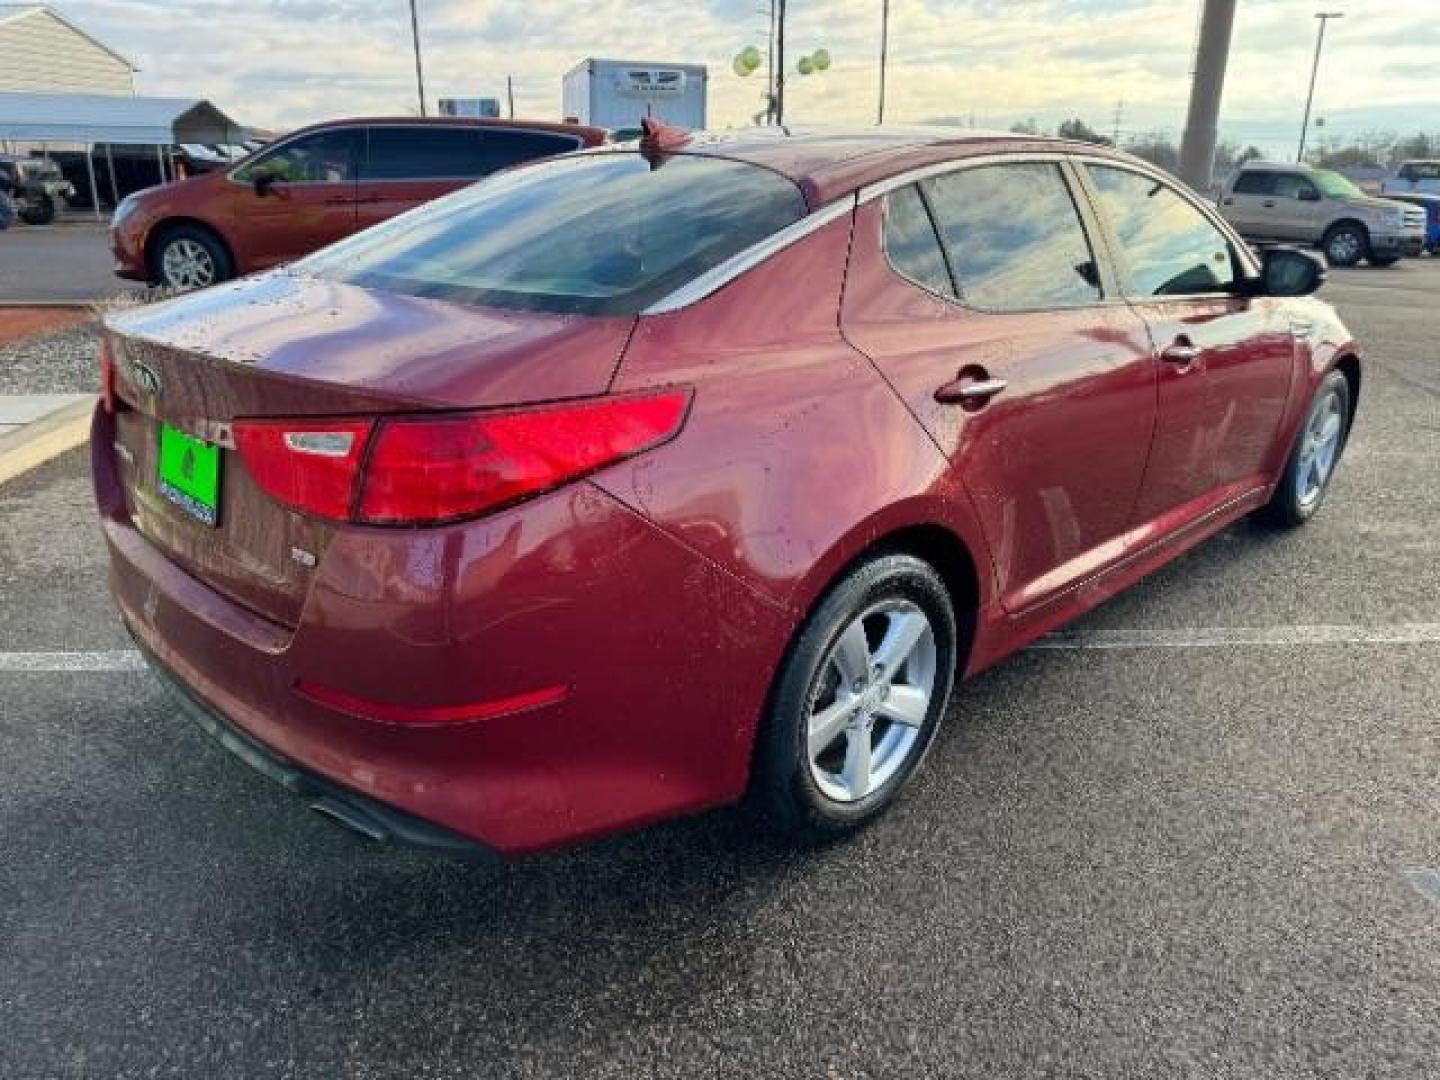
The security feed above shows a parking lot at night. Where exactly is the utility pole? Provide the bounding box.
[1298,12,1344,163]
[408,0,427,116]
[878,0,890,125]
[1177,0,1237,193]
[507,75,515,119]
[775,0,786,126]
[766,0,776,124]
[1111,98,1124,146]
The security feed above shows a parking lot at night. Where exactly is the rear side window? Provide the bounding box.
[299,153,808,316]
[1232,171,1273,195]
[1400,162,1440,180]
[920,163,1102,310]
[883,185,955,297]
[1087,164,1236,297]
[363,126,581,181]
[1272,173,1317,200]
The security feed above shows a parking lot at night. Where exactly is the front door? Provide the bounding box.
[841,161,1159,614]
[230,127,361,269]
[1079,162,1295,525]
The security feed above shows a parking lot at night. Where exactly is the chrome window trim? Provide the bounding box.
[641,195,857,316]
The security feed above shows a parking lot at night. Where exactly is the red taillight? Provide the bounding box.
[99,340,116,414]
[356,390,691,524]
[231,390,689,525]
[232,418,374,520]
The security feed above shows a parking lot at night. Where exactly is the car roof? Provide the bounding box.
[1236,161,1310,172]
[635,125,1137,208]
[277,115,607,144]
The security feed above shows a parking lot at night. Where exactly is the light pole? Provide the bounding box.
[1297,11,1343,163]
[408,0,427,117]
[1177,0,1237,193]
[878,0,890,124]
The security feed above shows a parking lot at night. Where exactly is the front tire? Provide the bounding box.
[19,193,55,225]
[1256,369,1352,528]
[1322,223,1369,267]
[753,553,958,842]
[151,225,232,290]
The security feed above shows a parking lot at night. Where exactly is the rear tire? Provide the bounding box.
[19,193,55,225]
[1322,223,1369,268]
[753,553,957,842]
[1256,369,1352,528]
[150,224,232,290]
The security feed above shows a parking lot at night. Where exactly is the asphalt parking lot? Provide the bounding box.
[0,222,141,303]
[2,260,1438,1078]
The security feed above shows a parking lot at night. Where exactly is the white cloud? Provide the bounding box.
[54,0,1440,151]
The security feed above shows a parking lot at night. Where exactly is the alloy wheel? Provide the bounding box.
[1327,230,1362,265]
[806,599,937,803]
[1296,386,1344,508]
[161,239,217,289]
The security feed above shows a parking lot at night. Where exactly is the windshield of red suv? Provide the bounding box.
[1308,169,1364,199]
[298,152,808,316]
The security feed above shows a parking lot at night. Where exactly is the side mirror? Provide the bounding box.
[1298,187,1321,202]
[252,168,276,196]
[1258,246,1325,296]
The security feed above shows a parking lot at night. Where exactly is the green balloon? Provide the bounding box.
[797,55,814,75]
[740,45,762,71]
[812,48,831,71]
[733,54,753,77]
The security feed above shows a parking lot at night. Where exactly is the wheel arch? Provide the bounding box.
[143,217,235,279]
[1322,217,1370,243]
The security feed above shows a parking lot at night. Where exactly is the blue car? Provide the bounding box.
[1386,193,1440,253]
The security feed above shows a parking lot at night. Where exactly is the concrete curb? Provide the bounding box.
[0,396,94,487]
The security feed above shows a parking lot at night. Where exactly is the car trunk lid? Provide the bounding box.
[104,271,634,627]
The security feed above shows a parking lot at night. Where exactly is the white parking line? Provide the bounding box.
[0,650,146,672]
[1,623,1439,673]
[1035,623,1440,650]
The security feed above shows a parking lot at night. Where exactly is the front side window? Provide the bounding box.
[920,163,1102,310]
[298,152,807,316]
[234,129,358,184]
[1399,162,1440,181]
[1273,173,1319,200]
[883,184,955,297]
[1087,164,1236,298]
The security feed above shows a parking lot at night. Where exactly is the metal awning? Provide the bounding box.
[0,91,243,145]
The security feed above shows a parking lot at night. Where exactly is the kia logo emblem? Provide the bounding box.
[132,359,163,398]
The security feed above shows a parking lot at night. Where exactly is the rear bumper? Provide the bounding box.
[93,405,791,856]
[136,634,496,858]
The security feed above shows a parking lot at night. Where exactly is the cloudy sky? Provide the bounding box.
[57,0,1440,151]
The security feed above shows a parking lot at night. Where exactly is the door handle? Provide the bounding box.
[1222,197,1234,205]
[1159,342,1201,365]
[1262,199,1276,208]
[934,376,1007,405]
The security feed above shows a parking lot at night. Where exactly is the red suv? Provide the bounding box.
[95,127,1357,857]
[109,117,605,289]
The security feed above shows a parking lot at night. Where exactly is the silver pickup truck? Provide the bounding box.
[1218,162,1426,267]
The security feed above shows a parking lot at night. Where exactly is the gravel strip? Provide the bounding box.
[0,321,101,396]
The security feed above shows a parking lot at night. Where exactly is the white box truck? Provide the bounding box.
[563,58,707,133]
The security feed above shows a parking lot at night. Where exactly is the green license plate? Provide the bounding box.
[156,423,221,526]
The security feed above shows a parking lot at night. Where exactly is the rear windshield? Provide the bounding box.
[298,152,808,315]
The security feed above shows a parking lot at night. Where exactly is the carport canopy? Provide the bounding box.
[0,90,243,145]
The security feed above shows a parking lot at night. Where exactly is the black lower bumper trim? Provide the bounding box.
[133,636,498,860]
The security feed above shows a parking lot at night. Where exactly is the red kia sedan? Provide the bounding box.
[94,126,1359,857]
[108,117,605,290]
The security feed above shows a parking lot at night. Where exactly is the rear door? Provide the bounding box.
[356,125,584,232]
[841,159,1158,614]
[1078,162,1295,525]
[1220,169,1276,237]
[229,128,360,267]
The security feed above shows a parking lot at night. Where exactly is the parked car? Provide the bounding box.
[1218,161,1425,266]
[1381,159,1440,197]
[0,154,75,224]
[1382,192,1440,253]
[109,117,606,290]
[94,124,1358,857]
